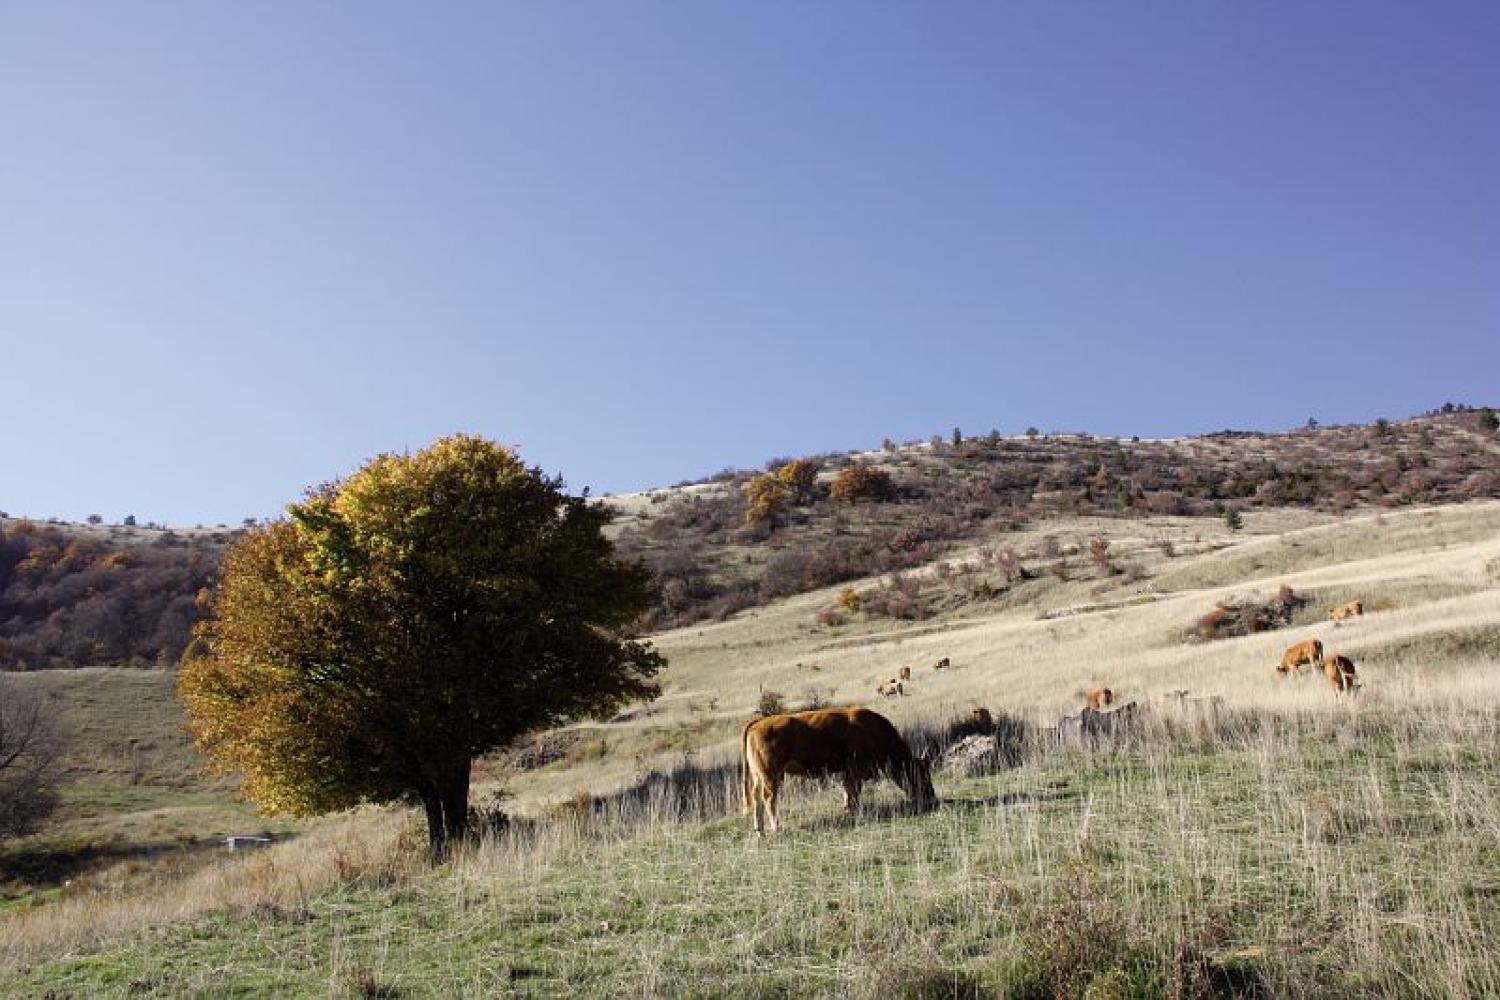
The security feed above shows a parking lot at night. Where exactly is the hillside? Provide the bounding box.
[3,498,1498,995]
[609,408,1500,629]
[496,498,1500,812]
[0,521,235,670]
[2,409,1497,674]
[0,669,297,907]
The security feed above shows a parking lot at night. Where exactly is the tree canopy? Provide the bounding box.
[178,435,663,855]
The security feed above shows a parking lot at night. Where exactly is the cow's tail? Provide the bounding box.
[740,718,757,814]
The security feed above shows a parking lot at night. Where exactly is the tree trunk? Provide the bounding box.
[421,759,472,861]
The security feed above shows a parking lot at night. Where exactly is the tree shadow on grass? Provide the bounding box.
[0,837,234,891]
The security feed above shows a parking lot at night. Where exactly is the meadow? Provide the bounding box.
[2,499,1498,997]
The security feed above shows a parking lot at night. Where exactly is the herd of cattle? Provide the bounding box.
[879,598,1369,703]
[1275,598,1367,694]
[739,595,1374,834]
[875,657,949,698]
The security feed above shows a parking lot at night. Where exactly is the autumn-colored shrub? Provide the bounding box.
[837,587,862,612]
[776,459,820,504]
[830,466,896,503]
[743,474,784,527]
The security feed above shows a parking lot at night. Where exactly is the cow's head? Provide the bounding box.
[898,757,938,811]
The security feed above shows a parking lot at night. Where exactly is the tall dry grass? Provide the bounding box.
[0,808,413,967]
[6,699,1500,995]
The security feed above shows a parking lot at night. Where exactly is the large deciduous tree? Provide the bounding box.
[178,435,663,856]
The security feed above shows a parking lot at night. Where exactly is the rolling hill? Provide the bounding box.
[3,486,1499,995]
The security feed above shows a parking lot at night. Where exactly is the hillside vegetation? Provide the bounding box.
[2,408,1496,671]
[0,669,295,909]
[0,521,233,670]
[611,409,1500,629]
[2,496,1498,996]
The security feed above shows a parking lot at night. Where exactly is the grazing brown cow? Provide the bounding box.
[1276,638,1324,677]
[1328,600,1364,623]
[1323,653,1359,695]
[933,657,951,671]
[876,679,904,698]
[899,665,912,681]
[1085,687,1114,710]
[741,708,936,835]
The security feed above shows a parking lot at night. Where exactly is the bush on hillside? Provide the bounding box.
[1193,585,1307,641]
[830,467,896,503]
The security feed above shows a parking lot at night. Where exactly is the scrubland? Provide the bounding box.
[3,500,1500,997]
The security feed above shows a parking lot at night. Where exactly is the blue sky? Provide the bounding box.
[2,3,1496,525]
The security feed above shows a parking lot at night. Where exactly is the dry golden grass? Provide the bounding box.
[4,500,1499,995]
[500,501,1500,811]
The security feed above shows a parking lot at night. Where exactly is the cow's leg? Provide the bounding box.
[751,777,765,836]
[842,775,862,815]
[764,780,780,833]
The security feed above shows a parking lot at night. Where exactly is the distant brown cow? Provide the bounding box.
[1323,653,1359,695]
[1328,600,1364,623]
[741,708,936,835]
[899,665,912,681]
[1276,638,1324,677]
[1085,687,1114,710]
[876,679,904,698]
[933,657,951,671]
[969,706,993,729]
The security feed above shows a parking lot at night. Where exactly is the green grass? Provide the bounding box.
[7,706,1500,998]
[0,668,298,907]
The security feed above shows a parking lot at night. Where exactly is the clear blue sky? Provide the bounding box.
[3,3,1496,525]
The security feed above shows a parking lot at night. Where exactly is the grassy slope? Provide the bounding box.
[9,709,1500,997]
[0,669,297,906]
[498,500,1500,812]
[3,501,1499,996]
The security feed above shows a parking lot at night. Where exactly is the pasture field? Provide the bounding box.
[2,500,1499,996]
[0,669,297,912]
[5,703,1500,997]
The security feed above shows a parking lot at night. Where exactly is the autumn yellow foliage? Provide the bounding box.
[178,435,663,854]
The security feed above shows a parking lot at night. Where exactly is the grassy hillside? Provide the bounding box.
[492,501,1500,813]
[4,409,1495,672]
[608,409,1500,629]
[0,669,297,908]
[1,499,1498,995]
[6,705,1499,997]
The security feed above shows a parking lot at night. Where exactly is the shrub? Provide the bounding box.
[997,547,1028,583]
[830,466,896,503]
[743,474,784,526]
[757,688,786,716]
[775,459,820,504]
[832,466,896,503]
[1194,585,1305,641]
[837,587,862,612]
[815,607,845,628]
[800,687,831,711]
